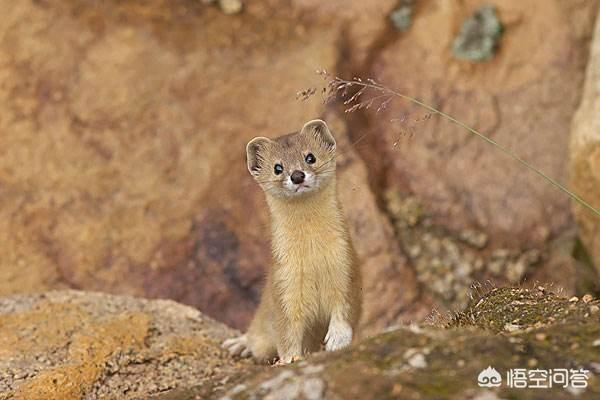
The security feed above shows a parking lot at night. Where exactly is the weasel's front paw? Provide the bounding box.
[275,355,303,365]
[324,320,353,352]
[222,335,251,358]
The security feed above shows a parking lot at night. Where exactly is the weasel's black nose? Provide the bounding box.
[290,170,305,184]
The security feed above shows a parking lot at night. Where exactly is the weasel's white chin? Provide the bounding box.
[295,185,311,193]
[286,186,315,197]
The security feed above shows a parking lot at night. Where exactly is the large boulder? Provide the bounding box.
[332,0,600,309]
[220,287,600,399]
[0,290,249,399]
[1,0,598,335]
[570,9,600,272]
[0,0,421,332]
[351,0,598,248]
[2,288,599,399]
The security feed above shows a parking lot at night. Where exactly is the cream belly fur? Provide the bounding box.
[223,120,362,364]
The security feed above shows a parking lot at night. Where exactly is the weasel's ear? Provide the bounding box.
[246,137,271,175]
[301,119,336,150]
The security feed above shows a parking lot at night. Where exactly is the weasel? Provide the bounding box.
[223,119,362,364]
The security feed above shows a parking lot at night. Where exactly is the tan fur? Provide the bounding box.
[223,120,362,364]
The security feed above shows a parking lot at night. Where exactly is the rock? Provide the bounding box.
[452,4,503,62]
[290,0,398,67]
[3,288,600,399]
[405,349,428,369]
[218,0,243,15]
[383,187,558,312]
[218,287,600,400]
[570,8,600,272]
[0,0,421,333]
[1,0,599,341]
[0,291,249,399]
[505,249,540,283]
[503,323,521,333]
[458,229,489,249]
[360,0,598,252]
[526,231,595,298]
[203,0,243,14]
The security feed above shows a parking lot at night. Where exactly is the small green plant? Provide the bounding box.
[298,71,600,218]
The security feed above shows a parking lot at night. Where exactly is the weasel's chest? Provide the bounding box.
[273,230,348,279]
[272,233,351,317]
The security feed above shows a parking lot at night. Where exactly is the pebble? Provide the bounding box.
[458,229,489,249]
[404,349,427,369]
[503,323,521,333]
[220,0,243,14]
[208,0,243,14]
[535,333,547,341]
[527,358,538,368]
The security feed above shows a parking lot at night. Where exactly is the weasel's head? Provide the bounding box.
[246,119,337,199]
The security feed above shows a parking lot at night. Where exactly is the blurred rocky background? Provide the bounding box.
[1,0,600,398]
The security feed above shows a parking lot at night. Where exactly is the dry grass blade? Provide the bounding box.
[303,70,600,219]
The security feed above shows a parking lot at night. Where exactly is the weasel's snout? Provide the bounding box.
[290,170,305,184]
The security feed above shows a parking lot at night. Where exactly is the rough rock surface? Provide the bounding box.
[349,0,598,249]
[1,0,599,337]
[0,290,251,400]
[215,287,600,400]
[570,9,600,273]
[0,0,426,333]
[2,289,599,400]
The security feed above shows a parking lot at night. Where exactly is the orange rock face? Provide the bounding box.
[354,0,597,248]
[0,0,422,332]
[0,0,598,333]
[570,10,600,274]
[0,291,245,399]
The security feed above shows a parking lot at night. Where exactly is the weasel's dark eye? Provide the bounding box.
[274,163,284,175]
[305,153,316,164]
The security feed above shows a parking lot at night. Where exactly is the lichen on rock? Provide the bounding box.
[389,1,414,32]
[2,288,600,399]
[0,291,252,400]
[383,188,547,312]
[452,4,503,62]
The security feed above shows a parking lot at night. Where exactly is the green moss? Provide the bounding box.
[449,287,598,332]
